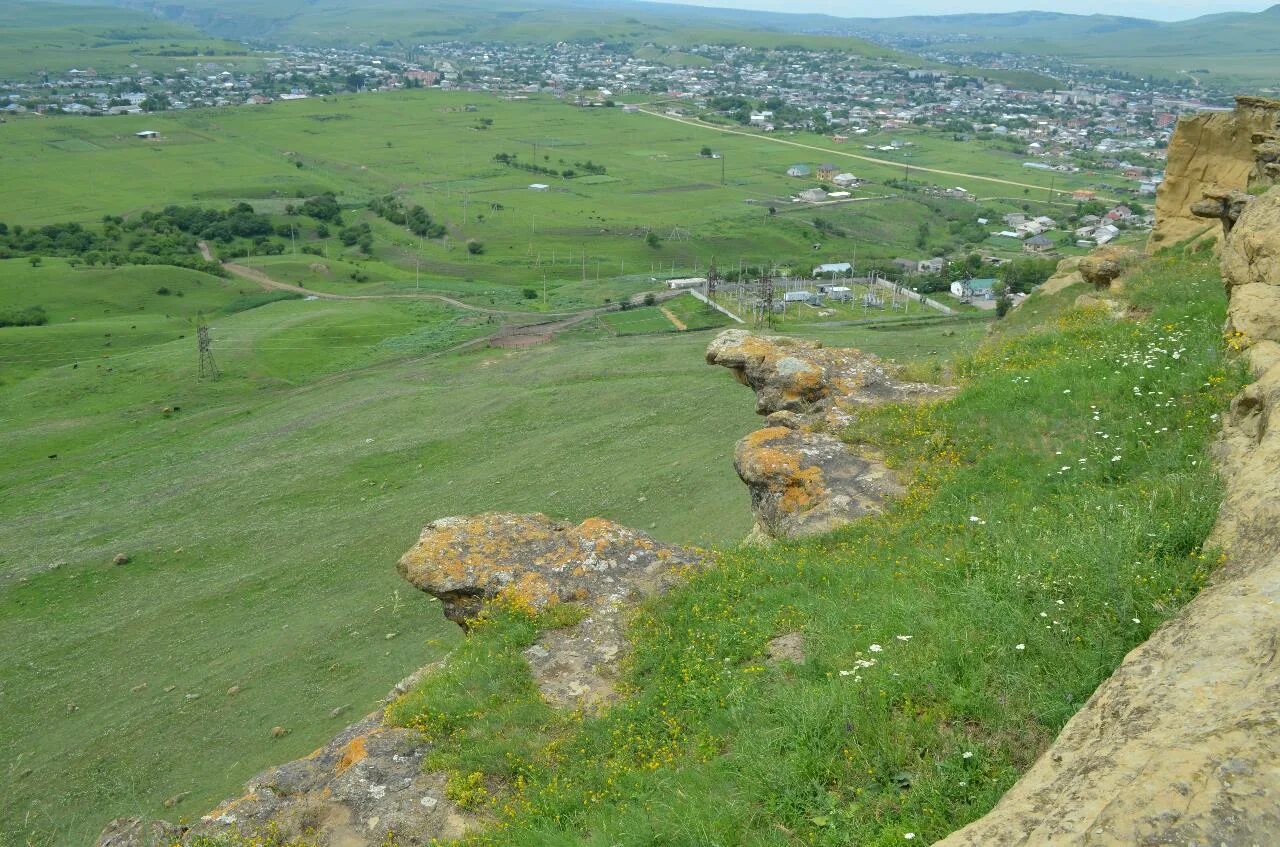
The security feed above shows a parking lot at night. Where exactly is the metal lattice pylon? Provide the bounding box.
[197,316,219,380]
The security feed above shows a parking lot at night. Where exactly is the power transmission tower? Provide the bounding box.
[758,270,774,327]
[196,316,219,380]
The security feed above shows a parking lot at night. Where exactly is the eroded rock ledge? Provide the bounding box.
[398,513,705,710]
[97,515,704,847]
[707,328,950,542]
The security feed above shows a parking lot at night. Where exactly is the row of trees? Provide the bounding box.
[368,195,446,238]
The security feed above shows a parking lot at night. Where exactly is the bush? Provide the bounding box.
[156,287,172,296]
[0,305,48,327]
[643,292,656,306]
[467,240,484,255]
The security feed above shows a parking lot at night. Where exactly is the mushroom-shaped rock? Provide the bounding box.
[397,513,704,627]
[706,328,945,416]
[1078,245,1141,289]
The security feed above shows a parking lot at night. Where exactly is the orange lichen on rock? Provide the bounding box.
[334,734,369,776]
[398,513,705,627]
[709,329,939,542]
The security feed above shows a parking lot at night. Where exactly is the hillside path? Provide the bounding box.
[202,242,586,318]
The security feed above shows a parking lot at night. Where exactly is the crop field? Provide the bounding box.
[1,89,1094,314]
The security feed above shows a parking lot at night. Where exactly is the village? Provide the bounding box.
[1,33,1214,204]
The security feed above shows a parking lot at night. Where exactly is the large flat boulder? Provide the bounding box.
[399,513,705,713]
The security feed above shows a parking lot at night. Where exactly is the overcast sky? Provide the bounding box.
[664,0,1275,22]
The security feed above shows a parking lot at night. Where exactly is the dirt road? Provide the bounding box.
[638,109,1118,202]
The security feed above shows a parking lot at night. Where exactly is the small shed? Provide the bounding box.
[135,130,160,139]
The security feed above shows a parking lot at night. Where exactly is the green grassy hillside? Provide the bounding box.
[379,251,1243,846]
[0,247,988,845]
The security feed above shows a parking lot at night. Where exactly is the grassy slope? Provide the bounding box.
[0,252,983,845]
[0,0,259,79]
[383,252,1243,845]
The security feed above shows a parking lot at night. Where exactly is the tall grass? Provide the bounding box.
[386,253,1243,845]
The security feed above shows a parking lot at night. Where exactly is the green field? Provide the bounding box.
[0,244,1000,845]
[0,89,1100,316]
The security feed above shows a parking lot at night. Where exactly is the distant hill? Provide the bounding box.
[835,6,1280,89]
[80,0,901,58]
[25,0,1280,90]
[0,0,255,78]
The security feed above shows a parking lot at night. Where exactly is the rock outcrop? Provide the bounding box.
[936,202,1280,846]
[707,329,949,542]
[94,664,475,847]
[398,513,705,710]
[1150,95,1280,252]
[98,515,703,846]
[1077,244,1140,288]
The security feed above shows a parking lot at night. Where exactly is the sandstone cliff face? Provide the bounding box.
[706,329,949,542]
[937,188,1280,846]
[1150,96,1280,252]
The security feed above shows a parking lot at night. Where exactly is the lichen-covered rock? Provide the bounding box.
[705,328,941,416]
[708,330,948,542]
[196,713,473,846]
[400,513,705,712]
[735,425,902,542]
[95,663,473,847]
[1150,95,1280,252]
[397,513,703,626]
[94,818,185,847]
[1077,245,1141,288]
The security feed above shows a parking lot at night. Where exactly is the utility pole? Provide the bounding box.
[758,270,774,327]
[196,315,219,380]
[721,153,725,185]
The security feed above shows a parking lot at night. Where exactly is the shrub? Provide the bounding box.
[0,305,48,327]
